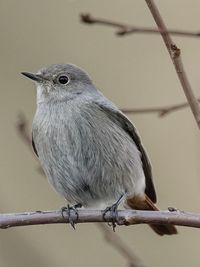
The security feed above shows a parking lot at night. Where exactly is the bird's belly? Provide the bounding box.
[42,154,127,207]
[38,137,145,208]
[33,108,145,207]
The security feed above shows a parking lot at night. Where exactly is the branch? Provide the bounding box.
[97,224,146,267]
[1,209,200,229]
[121,97,200,117]
[81,12,200,127]
[16,113,45,175]
[144,0,200,128]
[80,14,200,38]
[16,113,33,153]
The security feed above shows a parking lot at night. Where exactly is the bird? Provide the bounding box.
[21,63,177,235]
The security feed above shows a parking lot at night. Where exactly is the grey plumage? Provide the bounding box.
[25,64,155,208]
[21,64,155,208]
[22,64,179,235]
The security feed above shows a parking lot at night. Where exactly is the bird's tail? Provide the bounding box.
[126,194,178,236]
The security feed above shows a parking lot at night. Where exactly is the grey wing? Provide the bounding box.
[95,100,157,203]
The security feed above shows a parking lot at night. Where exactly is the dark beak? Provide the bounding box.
[21,72,43,82]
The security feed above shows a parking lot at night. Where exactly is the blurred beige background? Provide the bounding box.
[0,0,200,266]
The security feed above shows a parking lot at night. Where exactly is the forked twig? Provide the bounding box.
[144,0,200,128]
[121,98,200,117]
[81,10,200,127]
[81,14,200,38]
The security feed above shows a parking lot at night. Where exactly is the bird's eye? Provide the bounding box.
[58,75,69,85]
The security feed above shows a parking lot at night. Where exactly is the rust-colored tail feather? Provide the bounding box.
[126,194,178,236]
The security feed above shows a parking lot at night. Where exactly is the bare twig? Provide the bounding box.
[0,209,200,229]
[81,11,200,127]
[80,14,200,38]
[16,113,45,175]
[122,97,200,117]
[97,224,146,267]
[16,113,33,152]
[144,0,200,128]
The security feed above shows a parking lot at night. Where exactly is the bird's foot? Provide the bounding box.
[102,194,125,232]
[61,203,82,229]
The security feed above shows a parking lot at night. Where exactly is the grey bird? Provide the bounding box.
[22,64,177,235]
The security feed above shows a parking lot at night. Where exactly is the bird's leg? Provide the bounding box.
[61,203,82,229]
[102,193,126,231]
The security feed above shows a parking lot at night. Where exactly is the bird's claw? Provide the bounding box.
[102,194,125,232]
[103,204,119,231]
[61,203,82,229]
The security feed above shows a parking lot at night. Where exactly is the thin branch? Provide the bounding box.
[97,224,146,267]
[16,114,45,175]
[16,113,33,153]
[0,209,200,229]
[81,12,200,128]
[80,14,200,38]
[144,0,200,128]
[122,97,200,117]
